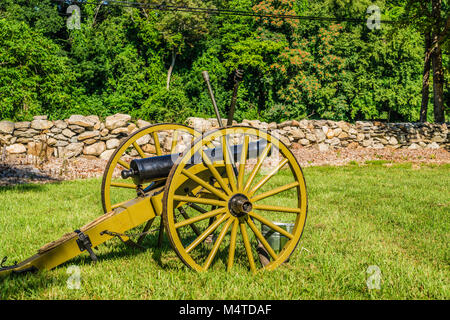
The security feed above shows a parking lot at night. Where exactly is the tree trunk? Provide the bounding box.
[420,32,432,122]
[166,50,177,90]
[431,0,445,123]
[431,43,445,122]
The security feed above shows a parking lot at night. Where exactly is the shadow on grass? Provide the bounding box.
[0,225,257,297]
[0,234,176,298]
[0,162,62,190]
[0,181,63,193]
[56,229,242,272]
[0,269,69,299]
[58,230,183,271]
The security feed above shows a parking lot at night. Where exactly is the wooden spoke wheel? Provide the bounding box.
[162,126,308,272]
[101,123,200,213]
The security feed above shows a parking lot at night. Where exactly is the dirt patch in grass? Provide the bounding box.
[291,146,450,167]
[0,155,109,186]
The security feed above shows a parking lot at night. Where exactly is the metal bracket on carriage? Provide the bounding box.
[0,256,37,275]
[0,256,17,272]
[74,230,98,263]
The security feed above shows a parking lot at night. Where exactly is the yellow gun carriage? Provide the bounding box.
[0,71,307,275]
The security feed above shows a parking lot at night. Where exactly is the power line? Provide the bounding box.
[54,0,396,24]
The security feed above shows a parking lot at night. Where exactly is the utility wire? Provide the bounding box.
[53,0,396,24]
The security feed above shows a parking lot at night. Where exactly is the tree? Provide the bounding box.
[0,19,75,120]
[430,0,448,122]
[395,0,449,122]
[148,0,213,90]
[420,31,432,122]
[0,0,442,124]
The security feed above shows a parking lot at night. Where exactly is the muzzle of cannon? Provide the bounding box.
[121,140,269,185]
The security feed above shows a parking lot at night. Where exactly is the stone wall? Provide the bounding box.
[0,114,448,159]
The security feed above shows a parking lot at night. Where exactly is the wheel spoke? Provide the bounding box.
[187,203,208,214]
[185,214,230,254]
[200,149,232,195]
[252,204,301,214]
[246,217,278,261]
[251,181,299,202]
[222,135,237,192]
[240,220,256,273]
[243,143,272,192]
[238,135,250,191]
[171,130,178,153]
[181,169,228,201]
[173,195,227,207]
[249,212,294,239]
[117,158,130,169]
[205,140,216,149]
[152,132,162,156]
[227,219,239,271]
[174,207,226,229]
[178,207,201,236]
[248,158,288,197]
[110,182,136,189]
[203,218,233,270]
[132,141,146,158]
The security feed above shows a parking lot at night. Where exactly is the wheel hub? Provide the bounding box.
[228,194,252,217]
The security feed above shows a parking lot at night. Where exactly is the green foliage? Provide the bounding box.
[0,0,447,123]
[134,85,192,123]
[0,18,75,121]
[154,0,212,54]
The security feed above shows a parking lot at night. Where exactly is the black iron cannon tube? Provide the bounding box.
[121,139,269,185]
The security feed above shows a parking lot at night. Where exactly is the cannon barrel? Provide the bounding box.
[121,139,269,185]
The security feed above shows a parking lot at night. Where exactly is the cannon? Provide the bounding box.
[120,140,269,184]
[0,71,307,275]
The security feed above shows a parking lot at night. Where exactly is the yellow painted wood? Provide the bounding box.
[203,217,233,270]
[243,142,272,192]
[185,214,230,254]
[110,182,136,189]
[240,220,256,273]
[237,135,249,191]
[246,217,278,260]
[222,135,237,193]
[248,158,288,197]
[181,169,228,200]
[132,141,146,158]
[200,150,233,196]
[0,196,156,276]
[174,207,226,229]
[227,218,239,271]
[251,181,299,202]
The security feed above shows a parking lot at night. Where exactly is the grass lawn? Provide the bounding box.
[0,162,449,300]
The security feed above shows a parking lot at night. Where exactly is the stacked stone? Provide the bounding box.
[185,117,448,151]
[0,114,137,160]
[0,115,448,159]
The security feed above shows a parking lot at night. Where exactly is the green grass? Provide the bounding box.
[0,164,449,300]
